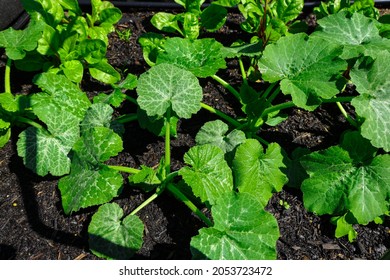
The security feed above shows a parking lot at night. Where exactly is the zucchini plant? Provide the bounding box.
[0,0,389,260]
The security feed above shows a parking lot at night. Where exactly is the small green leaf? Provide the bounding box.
[88,203,144,260]
[200,4,227,31]
[191,192,279,260]
[80,103,120,134]
[179,144,233,205]
[77,39,106,64]
[58,127,124,213]
[0,127,11,148]
[137,63,202,119]
[128,165,161,192]
[0,19,45,60]
[195,120,246,153]
[62,60,84,83]
[37,24,59,56]
[258,33,347,110]
[271,0,304,23]
[350,53,390,152]
[137,108,179,137]
[233,139,288,207]
[156,38,226,78]
[151,12,183,35]
[331,215,358,242]
[89,60,121,84]
[118,73,138,90]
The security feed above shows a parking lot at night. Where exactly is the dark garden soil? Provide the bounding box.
[1,8,390,260]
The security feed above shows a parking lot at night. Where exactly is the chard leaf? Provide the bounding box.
[151,12,183,35]
[301,131,390,225]
[88,203,144,260]
[191,192,279,260]
[89,60,121,84]
[156,38,226,78]
[258,33,347,110]
[17,113,80,176]
[179,144,233,205]
[0,19,45,60]
[58,127,123,214]
[195,120,246,153]
[61,60,84,83]
[350,53,390,152]
[312,11,390,59]
[270,0,304,23]
[137,63,202,119]
[233,140,288,207]
[200,4,227,32]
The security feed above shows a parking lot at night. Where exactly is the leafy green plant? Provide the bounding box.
[1,0,390,260]
[150,0,230,40]
[0,0,122,84]
[314,0,379,19]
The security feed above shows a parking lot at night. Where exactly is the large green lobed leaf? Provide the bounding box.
[312,11,390,59]
[258,33,347,110]
[137,63,202,119]
[179,144,233,205]
[191,192,279,260]
[156,38,226,78]
[58,127,123,214]
[233,139,288,207]
[301,131,390,225]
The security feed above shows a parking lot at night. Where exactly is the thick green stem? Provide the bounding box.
[130,192,159,216]
[336,102,358,128]
[200,102,241,128]
[167,183,213,227]
[211,74,241,100]
[125,95,137,105]
[107,165,140,174]
[238,58,247,81]
[261,101,295,118]
[5,58,12,94]
[165,108,171,177]
[115,113,138,124]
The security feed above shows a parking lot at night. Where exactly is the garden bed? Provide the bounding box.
[1,3,390,260]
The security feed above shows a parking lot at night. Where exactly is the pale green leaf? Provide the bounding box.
[350,53,390,151]
[156,38,226,78]
[312,11,390,59]
[195,120,246,153]
[33,73,91,120]
[191,192,279,260]
[233,140,288,207]
[17,113,80,177]
[258,33,347,110]
[58,127,123,213]
[88,203,144,260]
[179,144,233,205]
[137,63,202,119]
[80,103,115,134]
